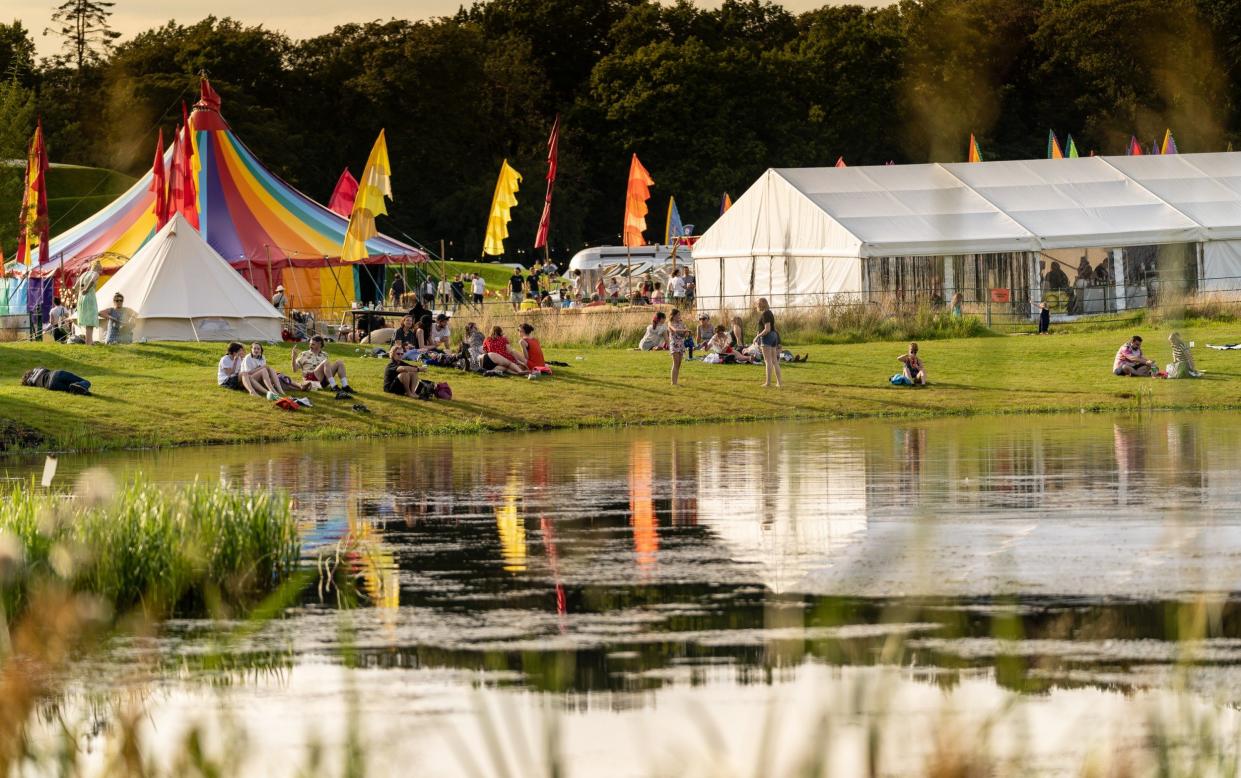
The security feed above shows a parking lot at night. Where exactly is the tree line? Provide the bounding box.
[3,0,1241,262]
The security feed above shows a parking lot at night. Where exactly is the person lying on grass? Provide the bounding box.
[899,342,928,386]
[240,342,287,399]
[383,344,428,397]
[482,326,527,375]
[1113,335,1154,377]
[21,367,91,395]
[218,342,246,391]
[293,335,353,396]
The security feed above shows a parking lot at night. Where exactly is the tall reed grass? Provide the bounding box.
[460,300,991,349]
[0,475,300,620]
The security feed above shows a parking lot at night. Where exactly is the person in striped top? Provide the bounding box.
[1167,332,1201,379]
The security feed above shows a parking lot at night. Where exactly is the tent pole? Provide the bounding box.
[264,245,274,299]
[325,255,349,319]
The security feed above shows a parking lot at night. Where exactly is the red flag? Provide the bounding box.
[16,120,50,266]
[835,156,846,168]
[1128,136,1144,156]
[328,168,359,217]
[166,107,199,228]
[622,153,654,248]
[534,114,560,250]
[150,129,169,229]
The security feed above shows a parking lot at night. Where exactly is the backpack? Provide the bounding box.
[414,379,436,400]
[434,382,453,400]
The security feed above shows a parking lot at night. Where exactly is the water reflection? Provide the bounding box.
[11,412,1241,699]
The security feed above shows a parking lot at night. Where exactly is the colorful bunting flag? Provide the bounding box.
[327,168,359,217]
[665,196,685,244]
[1047,130,1064,160]
[720,193,732,216]
[179,102,199,229]
[482,159,522,257]
[622,154,655,248]
[150,129,168,229]
[16,120,49,266]
[1127,136,1143,156]
[534,114,560,250]
[342,130,392,263]
[968,134,982,163]
[1161,129,1178,155]
[1066,134,1079,159]
[835,156,847,168]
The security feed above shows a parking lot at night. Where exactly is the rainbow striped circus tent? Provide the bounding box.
[34,78,426,313]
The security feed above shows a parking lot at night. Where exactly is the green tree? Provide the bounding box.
[0,21,36,84]
[45,0,121,70]
[0,78,36,254]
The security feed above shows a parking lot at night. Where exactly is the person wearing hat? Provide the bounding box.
[271,284,287,315]
[694,313,713,352]
[430,313,452,350]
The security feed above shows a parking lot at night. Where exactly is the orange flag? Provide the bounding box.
[622,154,654,247]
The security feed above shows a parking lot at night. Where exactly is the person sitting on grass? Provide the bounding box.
[650,283,665,305]
[1166,332,1201,379]
[639,312,669,351]
[899,342,928,386]
[695,314,714,349]
[459,322,485,367]
[241,342,286,399]
[383,344,428,397]
[482,326,527,375]
[416,314,439,353]
[293,335,353,396]
[217,342,246,391]
[391,315,419,351]
[103,293,126,344]
[707,325,754,364]
[583,294,607,308]
[21,367,91,395]
[430,314,452,349]
[518,323,549,373]
[1113,335,1154,377]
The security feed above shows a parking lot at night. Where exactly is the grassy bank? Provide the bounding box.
[0,477,300,620]
[2,320,1241,454]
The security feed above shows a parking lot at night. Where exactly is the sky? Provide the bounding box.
[13,0,891,57]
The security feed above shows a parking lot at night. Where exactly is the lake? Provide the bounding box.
[9,412,1241,775]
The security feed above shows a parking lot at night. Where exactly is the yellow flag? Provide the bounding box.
[483,159,522,257]
[342,130,392,262]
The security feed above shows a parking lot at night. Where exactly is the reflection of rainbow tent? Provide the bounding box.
[34,79,426,312]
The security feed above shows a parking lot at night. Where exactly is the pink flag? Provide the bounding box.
[328,168,359,217]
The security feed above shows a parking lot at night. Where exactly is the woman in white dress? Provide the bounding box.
[75,260,102,345]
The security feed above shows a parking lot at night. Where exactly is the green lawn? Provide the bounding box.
[2,322,1240,454]
[390,259,519,293]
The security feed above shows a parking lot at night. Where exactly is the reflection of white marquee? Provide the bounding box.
[697,433,868,593]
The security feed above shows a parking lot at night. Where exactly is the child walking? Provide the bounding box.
[667,308,688,385]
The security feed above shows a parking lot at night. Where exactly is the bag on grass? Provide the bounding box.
[434,382,453,400]
[414,379,437,400]
[890,373,913,386]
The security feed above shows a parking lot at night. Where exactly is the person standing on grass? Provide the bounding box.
[389,272,406,307]
[949,291,963,319]
[669,269,687,302]
[472,273,486,310]
[1038,302,1050,334]
[47,297,69,343]
[898,342,927,386]
[509,268,525,312]
[754,298,782,388]
[293,335,353,395]
[667,308,688,385]
[75,260,101,345]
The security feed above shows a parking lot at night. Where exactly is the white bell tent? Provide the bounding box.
[96,214,284,341]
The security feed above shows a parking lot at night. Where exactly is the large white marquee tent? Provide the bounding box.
[692,152,1241,313]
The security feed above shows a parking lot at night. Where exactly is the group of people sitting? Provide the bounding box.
[217,337,355,402]
[1113,333,1201,379]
